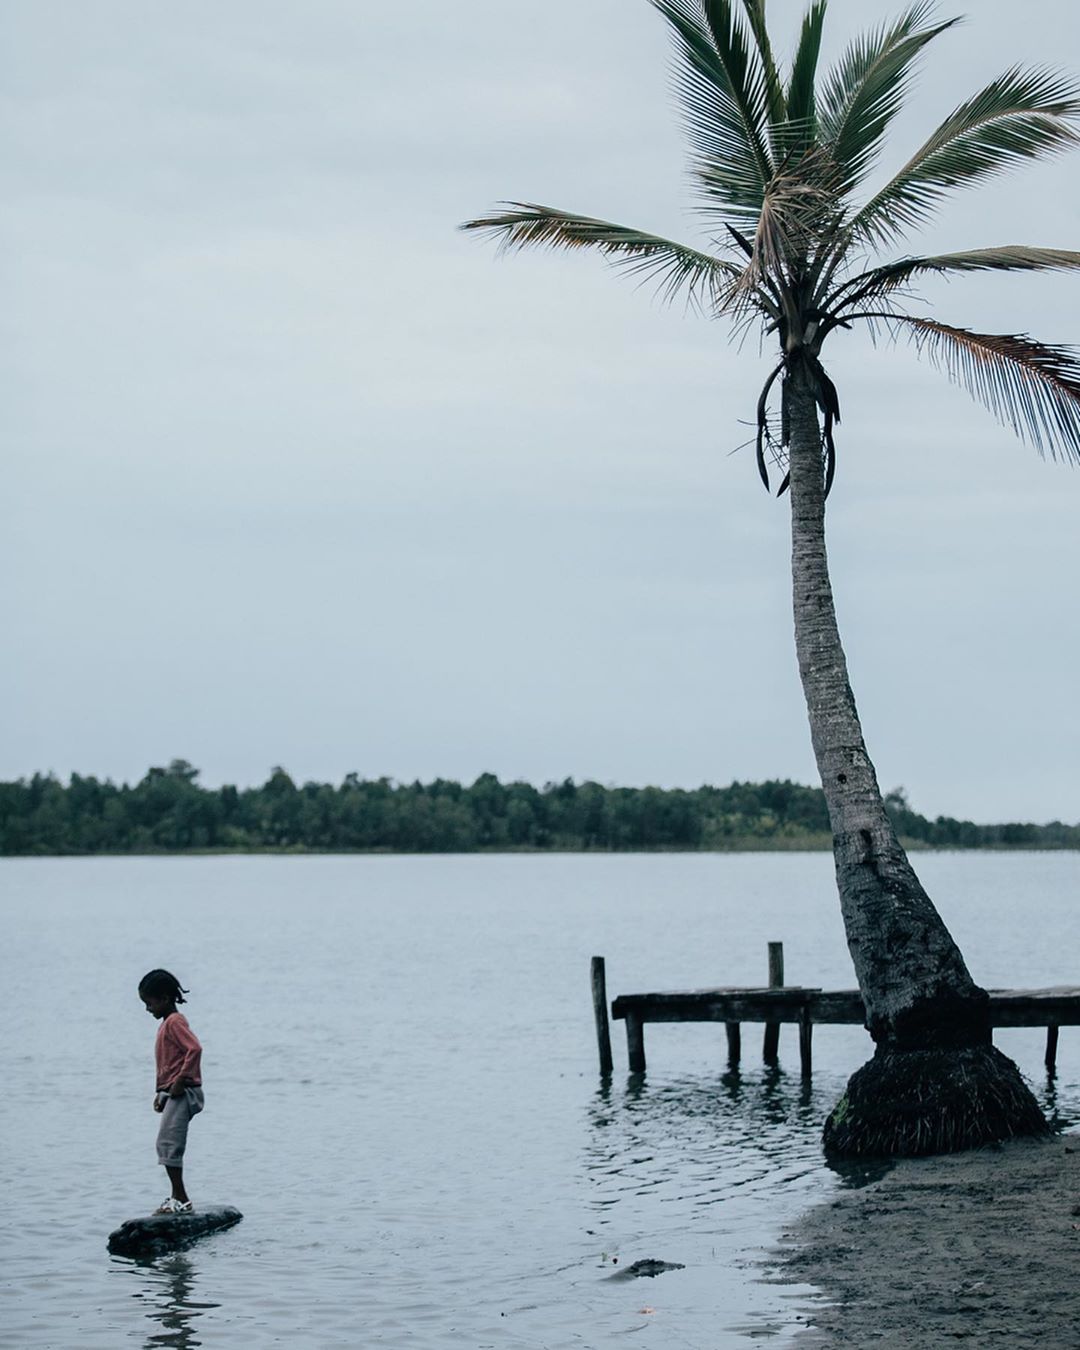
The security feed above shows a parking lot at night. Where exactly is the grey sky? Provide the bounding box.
[4,0,1079,822]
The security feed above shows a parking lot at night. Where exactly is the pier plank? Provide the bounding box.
[611,987,1080,1028]
[985,988,1080,1026]
[607,980,1080,1072]
[612,988,821,1025]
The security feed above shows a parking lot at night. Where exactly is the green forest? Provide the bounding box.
[1,761,1076,855]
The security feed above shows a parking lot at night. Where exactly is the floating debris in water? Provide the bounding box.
[607,1258,685,1281]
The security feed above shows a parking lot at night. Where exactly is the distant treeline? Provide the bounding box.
[1,761,1076,855]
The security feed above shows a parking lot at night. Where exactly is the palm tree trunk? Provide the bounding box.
[785,365,1048,1155]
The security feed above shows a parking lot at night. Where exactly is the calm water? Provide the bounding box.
[2,852,1077,1349]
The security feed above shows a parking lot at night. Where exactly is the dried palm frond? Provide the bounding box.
[742,148,836,287]
[876,316,1080,462]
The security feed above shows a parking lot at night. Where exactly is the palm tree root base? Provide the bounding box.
[823,1043,1050,1158]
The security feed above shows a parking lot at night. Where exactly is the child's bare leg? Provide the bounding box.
[165,1164,189,1204]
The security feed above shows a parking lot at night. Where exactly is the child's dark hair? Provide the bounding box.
[138,969,189,1004]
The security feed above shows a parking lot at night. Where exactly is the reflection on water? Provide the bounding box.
[585,1066,833,1219]
[591,1064,818,1133]
[120,1253,219,1350]
[587,1060,1074,1202]
[1040,1066,1077,1133]
[580,1066,845,1343]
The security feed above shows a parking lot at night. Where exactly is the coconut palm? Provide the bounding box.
[463,0,1080,1156]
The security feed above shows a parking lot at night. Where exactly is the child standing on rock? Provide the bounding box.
[138,969,204,1215]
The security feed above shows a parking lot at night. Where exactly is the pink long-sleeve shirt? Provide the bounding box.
[155,1012,203,1091]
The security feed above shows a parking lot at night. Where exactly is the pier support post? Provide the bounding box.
[725,1022,741,1066]
[763,941,784,1064]
[1045,1024,1059,1073]
[799,1006,813,1077]
[626,1013,646,1073]
[591,956,614,1076]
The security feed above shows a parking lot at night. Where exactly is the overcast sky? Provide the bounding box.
[4,0,1079,823]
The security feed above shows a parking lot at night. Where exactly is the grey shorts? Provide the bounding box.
[155,1087,205,1168]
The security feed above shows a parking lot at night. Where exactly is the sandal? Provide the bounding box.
[153,1197,193,1215]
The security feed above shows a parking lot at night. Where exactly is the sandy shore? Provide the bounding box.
[774,1131,1080,1347]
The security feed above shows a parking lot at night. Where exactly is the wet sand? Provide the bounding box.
[775,1132,1080,1347]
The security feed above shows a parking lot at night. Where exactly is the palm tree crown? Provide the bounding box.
[463,1,1080,490]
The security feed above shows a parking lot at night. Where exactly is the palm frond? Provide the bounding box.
[830,246,1080,312]
[648,0,774,222]
[818,4,959,197]
[741,149,837,292]
[460,203,744,311]
[869,315,1080,462]
[851,68,1080,245]
[785,2,827,131]
[735,0,786,129]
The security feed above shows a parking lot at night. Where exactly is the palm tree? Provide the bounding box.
[463,0,1080,1156]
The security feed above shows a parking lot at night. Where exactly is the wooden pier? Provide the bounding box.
[590,950,1080,1077]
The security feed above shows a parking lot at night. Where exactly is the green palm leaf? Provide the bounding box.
[785,2,827,131]
[818,4,959,197]
[851,67,1080,244]
[736,0,786,129]
[649,0,774,223]
[459,203,743,311]
[885,316,1080,462]
[832,246,1080,312]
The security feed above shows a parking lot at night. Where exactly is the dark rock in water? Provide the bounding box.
[607,1258,685,1281]
[108,1204,243,1257]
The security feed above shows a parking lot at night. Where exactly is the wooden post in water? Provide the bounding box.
[1045,1023,1059,1073]
[763,941,784,1064]
[626,1012,646,1073]
[591,956,614,1076]
[799,1005,813,1077]
[725,1021,741,1066]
